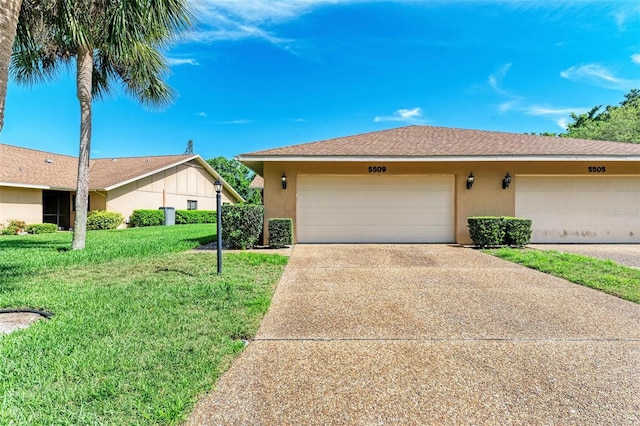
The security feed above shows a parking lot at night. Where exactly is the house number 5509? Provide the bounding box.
[368,166,386,173]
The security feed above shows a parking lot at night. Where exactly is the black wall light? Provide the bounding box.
[281,172,287,190]
[502,172,512,189]
[466,172,474,190]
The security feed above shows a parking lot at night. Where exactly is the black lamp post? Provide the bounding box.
[214,180,222,275]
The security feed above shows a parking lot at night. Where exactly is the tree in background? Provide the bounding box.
[184,139,194,154]
[207,156,262,204]
[12,0,192,249]
[562,89,640,143]
[0,0,23,134]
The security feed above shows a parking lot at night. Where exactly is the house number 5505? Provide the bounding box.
[368,166,386,173]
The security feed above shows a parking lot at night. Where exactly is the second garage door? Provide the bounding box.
[515,176,640,243]
[296,174,454,243]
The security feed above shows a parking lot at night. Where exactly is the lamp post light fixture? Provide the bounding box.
[214,180,222,275]
[281,172,287,190]
[466,172,475,190]
[502,172,512,189]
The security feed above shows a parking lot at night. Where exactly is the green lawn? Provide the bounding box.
[0,225,287,425]
[489,248,640,304]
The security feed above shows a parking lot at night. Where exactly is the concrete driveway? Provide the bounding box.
[187,245,640,425]
[532,244,640,269]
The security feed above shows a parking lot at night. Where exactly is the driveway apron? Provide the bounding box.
[187,244,640,425]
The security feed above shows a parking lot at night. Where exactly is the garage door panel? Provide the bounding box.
[300,225,453,243]
[297,175,454,243]
[516,176,640,243]
[301,207,452,227]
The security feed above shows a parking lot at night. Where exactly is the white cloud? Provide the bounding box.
[556,118,568,130]
[196,112,207,117]
[560,63,640,90]
[187,0,343,47]
[215,119,252,125]
[632,54,640,64]
[166,57,199,66]
[525,105,589,131]
[498,99,520,113]
[374,107,427,124]
[488,63,512,95]
[526,106,582,116]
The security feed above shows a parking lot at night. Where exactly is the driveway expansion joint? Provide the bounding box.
[254,337,640,343]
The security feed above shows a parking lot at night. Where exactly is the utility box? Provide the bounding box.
[159,207,175,226]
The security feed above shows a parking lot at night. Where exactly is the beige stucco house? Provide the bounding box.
[0,144,243,229]
[238,125,640,244]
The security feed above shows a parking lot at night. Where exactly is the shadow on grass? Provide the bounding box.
[0,238,69,251]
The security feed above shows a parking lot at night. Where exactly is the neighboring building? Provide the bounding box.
[238,125,640,244]
[0,144,243,229]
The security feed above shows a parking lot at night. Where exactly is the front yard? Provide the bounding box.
[489,248,640,304]
[0,225,287,425]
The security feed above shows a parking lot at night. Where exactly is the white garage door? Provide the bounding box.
[296,175,454,243]
[515,176,640,243]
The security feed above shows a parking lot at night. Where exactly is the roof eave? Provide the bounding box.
[237,154,640,163]
[0,182,75,190]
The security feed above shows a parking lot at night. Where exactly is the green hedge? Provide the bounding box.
[26,223,58,234]
[86,210,124,230]
[175,210,216,224]
[468,217,505,248]
[468,216,532,248]
[1,219,27,235]
[504,217,533,247]
[268,218,293,248]
[131,209,217,226]
[221,205,264,249]
[130,210,164,227]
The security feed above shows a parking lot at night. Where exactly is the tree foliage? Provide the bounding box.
[562,89,640,143]
[207,156,262,204]
[11,0,192,249]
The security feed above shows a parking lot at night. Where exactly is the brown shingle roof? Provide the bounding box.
[89,155,195,189]
[0,145,244,202]
[0,144,79,189]
[241,125,640,158]
[1,143,194,189]
[248,175,264,189]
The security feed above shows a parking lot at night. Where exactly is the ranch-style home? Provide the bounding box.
[238,125,640,245]
[0,143,243,229]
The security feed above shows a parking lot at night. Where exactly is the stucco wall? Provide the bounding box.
[0,187,42,225]
[106,162,234,222]
[262,160,640,244]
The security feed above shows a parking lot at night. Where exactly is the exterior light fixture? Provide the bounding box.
[214,180,222,275]
[502,172,512,189]
[466,172,474,190]
[281,172,287,190]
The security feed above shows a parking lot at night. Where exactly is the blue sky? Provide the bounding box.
[2,0,640,160]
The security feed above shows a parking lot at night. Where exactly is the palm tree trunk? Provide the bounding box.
[72,45,93,250]
[0,0,23,133]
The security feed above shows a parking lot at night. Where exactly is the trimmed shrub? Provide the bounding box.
[221,204,264,249]
[86,210,124,230]
[175,210,217,224]
[503,217,532,247]
[26,223,58,234]
[130,210,164,227]
[468,217,505,248]
[268,218,293,248]
[2,219,27,235]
